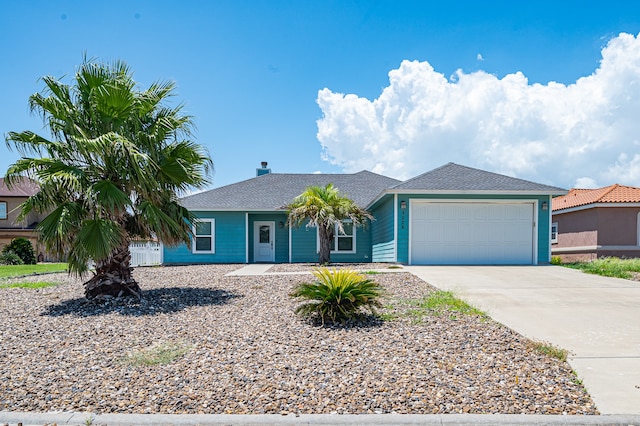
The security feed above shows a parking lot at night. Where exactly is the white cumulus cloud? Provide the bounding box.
[316,32,640,189]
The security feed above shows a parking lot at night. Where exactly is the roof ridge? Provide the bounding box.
[595,184,619,202]
[389,162,455,189]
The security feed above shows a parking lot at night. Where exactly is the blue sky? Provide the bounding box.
[2,1,640,190]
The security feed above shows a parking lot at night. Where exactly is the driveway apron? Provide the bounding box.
[406,265,640,415]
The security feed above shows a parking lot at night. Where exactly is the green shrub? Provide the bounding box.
[550,256,563,265]
[2,238,36,265]
[290,268,384,324]
[0,251,24,266]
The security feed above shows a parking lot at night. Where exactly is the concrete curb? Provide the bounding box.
[2,412,640,426]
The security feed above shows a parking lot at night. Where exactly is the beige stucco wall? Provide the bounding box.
[552,206,640,261]
[0,196,44,229]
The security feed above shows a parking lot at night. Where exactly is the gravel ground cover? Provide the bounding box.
[0,264,597,415]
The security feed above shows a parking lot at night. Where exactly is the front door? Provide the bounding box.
[253,221,275,262]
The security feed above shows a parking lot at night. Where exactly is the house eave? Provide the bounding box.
[553,202,640,215]
[180,207,287,213]
[367,189,566,209]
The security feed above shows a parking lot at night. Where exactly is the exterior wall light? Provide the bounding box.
[542,201,548,210]
[401,201,407,209]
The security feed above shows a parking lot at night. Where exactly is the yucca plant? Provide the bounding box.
[290,268,384,324]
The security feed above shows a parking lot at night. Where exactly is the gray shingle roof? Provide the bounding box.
[180,163,566,210]
[391,163,566,193]
[180,171,402,210]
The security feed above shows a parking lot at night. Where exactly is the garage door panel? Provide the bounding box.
[410,201,534,265]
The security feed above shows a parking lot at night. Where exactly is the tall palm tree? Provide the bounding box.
[4,59,212,300]
[285,184,373,264]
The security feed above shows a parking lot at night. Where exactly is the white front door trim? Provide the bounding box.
[253,221,275,262]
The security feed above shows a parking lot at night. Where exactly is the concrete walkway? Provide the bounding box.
[406,265,640,415]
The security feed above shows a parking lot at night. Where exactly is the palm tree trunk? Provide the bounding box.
[83,240,142,300]
[318,225,333,265]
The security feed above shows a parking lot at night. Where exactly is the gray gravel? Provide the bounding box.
[0,264,597,415]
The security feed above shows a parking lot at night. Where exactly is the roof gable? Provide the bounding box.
[0,178,39,197]
[390,162,566,193]
[552,184,640,211]
[180,171,401,210]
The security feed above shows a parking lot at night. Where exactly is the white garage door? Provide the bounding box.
[410,201,535,265]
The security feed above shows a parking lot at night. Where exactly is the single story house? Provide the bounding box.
[164,162,566,265]
[551,184,640,261]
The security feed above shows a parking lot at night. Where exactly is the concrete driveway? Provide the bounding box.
[406,265,640,415]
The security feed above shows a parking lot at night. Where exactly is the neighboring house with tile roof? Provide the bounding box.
[551,184,640,261]
[164,162,565,265]
[0,178,47,258]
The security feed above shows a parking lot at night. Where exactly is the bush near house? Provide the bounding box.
[0,251,24,266]
[1,238,36,265]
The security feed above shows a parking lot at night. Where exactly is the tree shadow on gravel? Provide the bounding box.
[41,287,242,317]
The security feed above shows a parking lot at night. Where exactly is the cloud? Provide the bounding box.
[316,32,640,189]
[477,53,484,61]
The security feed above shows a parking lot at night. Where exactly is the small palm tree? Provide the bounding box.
[5,58,212,300]
[285,184,373,264]
[290,268,384,324]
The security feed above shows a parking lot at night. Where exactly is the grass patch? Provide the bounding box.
[0,281,60,289]
[530,341,568,362]
[420,290,487,317]
[386,265,403,269]
[362,270,381,274]
[563,257,640,279]
[121,341,192,367]
[0,263,67,279]
[381,291,487,322]
[571,370,583,385]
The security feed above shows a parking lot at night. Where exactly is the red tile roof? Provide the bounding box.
[0,178,39,197]
[552,184,640,211]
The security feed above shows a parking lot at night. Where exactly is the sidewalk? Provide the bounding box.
[2,411,640,426]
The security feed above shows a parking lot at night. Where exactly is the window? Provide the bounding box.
[317,220,356,253]
[551,222,558,244]
[335,220,354,252]
[192,219,215,253]
[0,202,6,220]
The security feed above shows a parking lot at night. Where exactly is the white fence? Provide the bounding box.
[129,241,163,267]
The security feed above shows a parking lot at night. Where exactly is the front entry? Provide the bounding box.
[253,221,275,262]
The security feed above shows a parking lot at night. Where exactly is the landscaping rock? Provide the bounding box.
[0,264,597,414]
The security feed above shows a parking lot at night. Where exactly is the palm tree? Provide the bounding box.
[4,58,212,300]
[285,184,373,264]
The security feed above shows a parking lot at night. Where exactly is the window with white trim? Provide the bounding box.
[0,202,6,220]
[335,220,354,252]
[551,222,558,244]
[192,219,215,253]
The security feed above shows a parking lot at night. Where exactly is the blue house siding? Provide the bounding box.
[395,194,552,265]
[370,195,396,262]
[248,213,289,263]
[290,225,317,263]
[163,211,246,264]
[289,221,373,263]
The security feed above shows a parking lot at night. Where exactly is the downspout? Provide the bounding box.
[245,213,249,264]
[548,195,553,263]
[393,193,398,262]
[288,221,292,263]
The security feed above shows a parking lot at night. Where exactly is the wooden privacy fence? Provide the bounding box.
[129,241,163,267]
